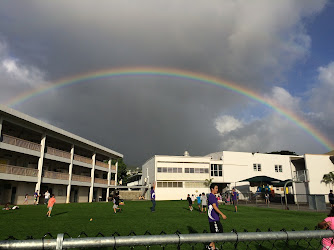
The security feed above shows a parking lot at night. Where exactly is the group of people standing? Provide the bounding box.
[187,193,207,212]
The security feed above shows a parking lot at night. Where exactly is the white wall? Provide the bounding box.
[305,154,334,201]
[156,187,210,201]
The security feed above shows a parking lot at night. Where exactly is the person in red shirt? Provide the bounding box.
[46,194,56,217]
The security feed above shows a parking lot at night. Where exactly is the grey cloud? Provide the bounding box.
[0,0,330,165]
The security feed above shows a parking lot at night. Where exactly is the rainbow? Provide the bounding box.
[5,66,334,151]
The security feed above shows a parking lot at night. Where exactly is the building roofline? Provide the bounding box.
[0,105,123,159]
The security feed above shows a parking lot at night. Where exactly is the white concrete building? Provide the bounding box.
[142,150,334,202]
[0,105,123,205]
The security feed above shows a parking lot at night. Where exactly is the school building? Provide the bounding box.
[142,150,334,203]
[0,105,123,205]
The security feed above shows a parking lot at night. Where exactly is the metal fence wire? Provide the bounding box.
[1,228,334,250]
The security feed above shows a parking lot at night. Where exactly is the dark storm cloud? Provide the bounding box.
[0,0,331,165]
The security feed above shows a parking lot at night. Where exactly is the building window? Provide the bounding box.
[253,164,261,171]
[210,164,222,176]
[157,167,182,173]
[157,181,183,188]
[184,182,206,188]
[184,168,209,174]
[275,165,282,172]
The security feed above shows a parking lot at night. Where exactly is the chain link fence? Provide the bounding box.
[1,228,333,249]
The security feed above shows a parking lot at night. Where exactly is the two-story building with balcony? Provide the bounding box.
[0,105,122,205]
[142,150,334,203]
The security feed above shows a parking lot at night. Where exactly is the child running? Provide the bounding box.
[46,194,56,217]
[187,194,193,211]
[196,194,202,212]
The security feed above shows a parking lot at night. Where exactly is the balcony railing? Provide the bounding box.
[43,170,69,180]
[72,174,91,183]
[96,160,109,169]
[46,147,71,159]
[94,178,108,185]
[293,169,309,182]
[2,134,41,152]
[73,154,92,165]
[0,164,38,177]
[110,180,115,186]
[111,165,116,171]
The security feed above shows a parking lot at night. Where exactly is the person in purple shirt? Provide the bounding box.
[150,182,155,212]
[207,183,227,250]
[231,188,238,212]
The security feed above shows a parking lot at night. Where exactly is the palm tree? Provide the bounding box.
[321,172,334,189]
[204,178,214,187]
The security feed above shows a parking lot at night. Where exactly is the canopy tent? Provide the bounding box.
[238,175,283,184]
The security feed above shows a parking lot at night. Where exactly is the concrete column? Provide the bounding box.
[35,133,46,202]
[66,145,75,203]
[115,161,118,185]
[106,159,111,202]
[89,152,96,203]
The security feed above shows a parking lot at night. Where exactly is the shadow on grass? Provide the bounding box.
[187,226,198,234]
[52,211,68,216]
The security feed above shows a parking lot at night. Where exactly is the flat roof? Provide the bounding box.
[0,104,123,159]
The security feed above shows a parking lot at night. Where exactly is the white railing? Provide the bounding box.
[293,169,309,182]
[2,134,41,152]
[0,164,38,177]
[46,147,71,159]
[43,170,69,180]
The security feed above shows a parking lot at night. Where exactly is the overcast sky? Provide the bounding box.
[1,1,334,166]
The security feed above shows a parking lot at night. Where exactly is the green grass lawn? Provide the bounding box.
[0,201,329,249]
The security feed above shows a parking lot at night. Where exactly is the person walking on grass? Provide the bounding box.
[187,194,193,211]
[197,194,202,212]
[206,184,227,250]
[231,188,238,212]
[329,190,334,208]
[150,182,156,212]
[113,193,122,213]
[201,192,207,212]
[44,190,50,205]
[34,190,39,205]
[46,194,56,217]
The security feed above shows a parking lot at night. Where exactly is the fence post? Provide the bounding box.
[56,233,64,250]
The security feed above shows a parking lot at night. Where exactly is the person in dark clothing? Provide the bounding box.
[329,190,334,208]
[150,183,156,212]
[187,194,193,211]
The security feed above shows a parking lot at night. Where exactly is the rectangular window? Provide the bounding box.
[254,164,261,171]
[195,168,200,173]
[185,168,189,173]
[168,167,173,173]
[173,182,178,187]
[178,168,182,173]
[205,169,209,173]
[157,182,162,187]
[157,167,162,172]
[275,165,278,172]
[162,182,167,187]
[168,182,173,187]
[190,168,194,173]
[173,168,177,173]
[279,165,282,172]
[178,182,183,187]
[162,167,167,173]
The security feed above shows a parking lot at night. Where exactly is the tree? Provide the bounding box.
[112,158,128,185]
[204,178,214,187]
[322,172,334,189]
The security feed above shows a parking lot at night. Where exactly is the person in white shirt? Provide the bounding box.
[44,190,50,205]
